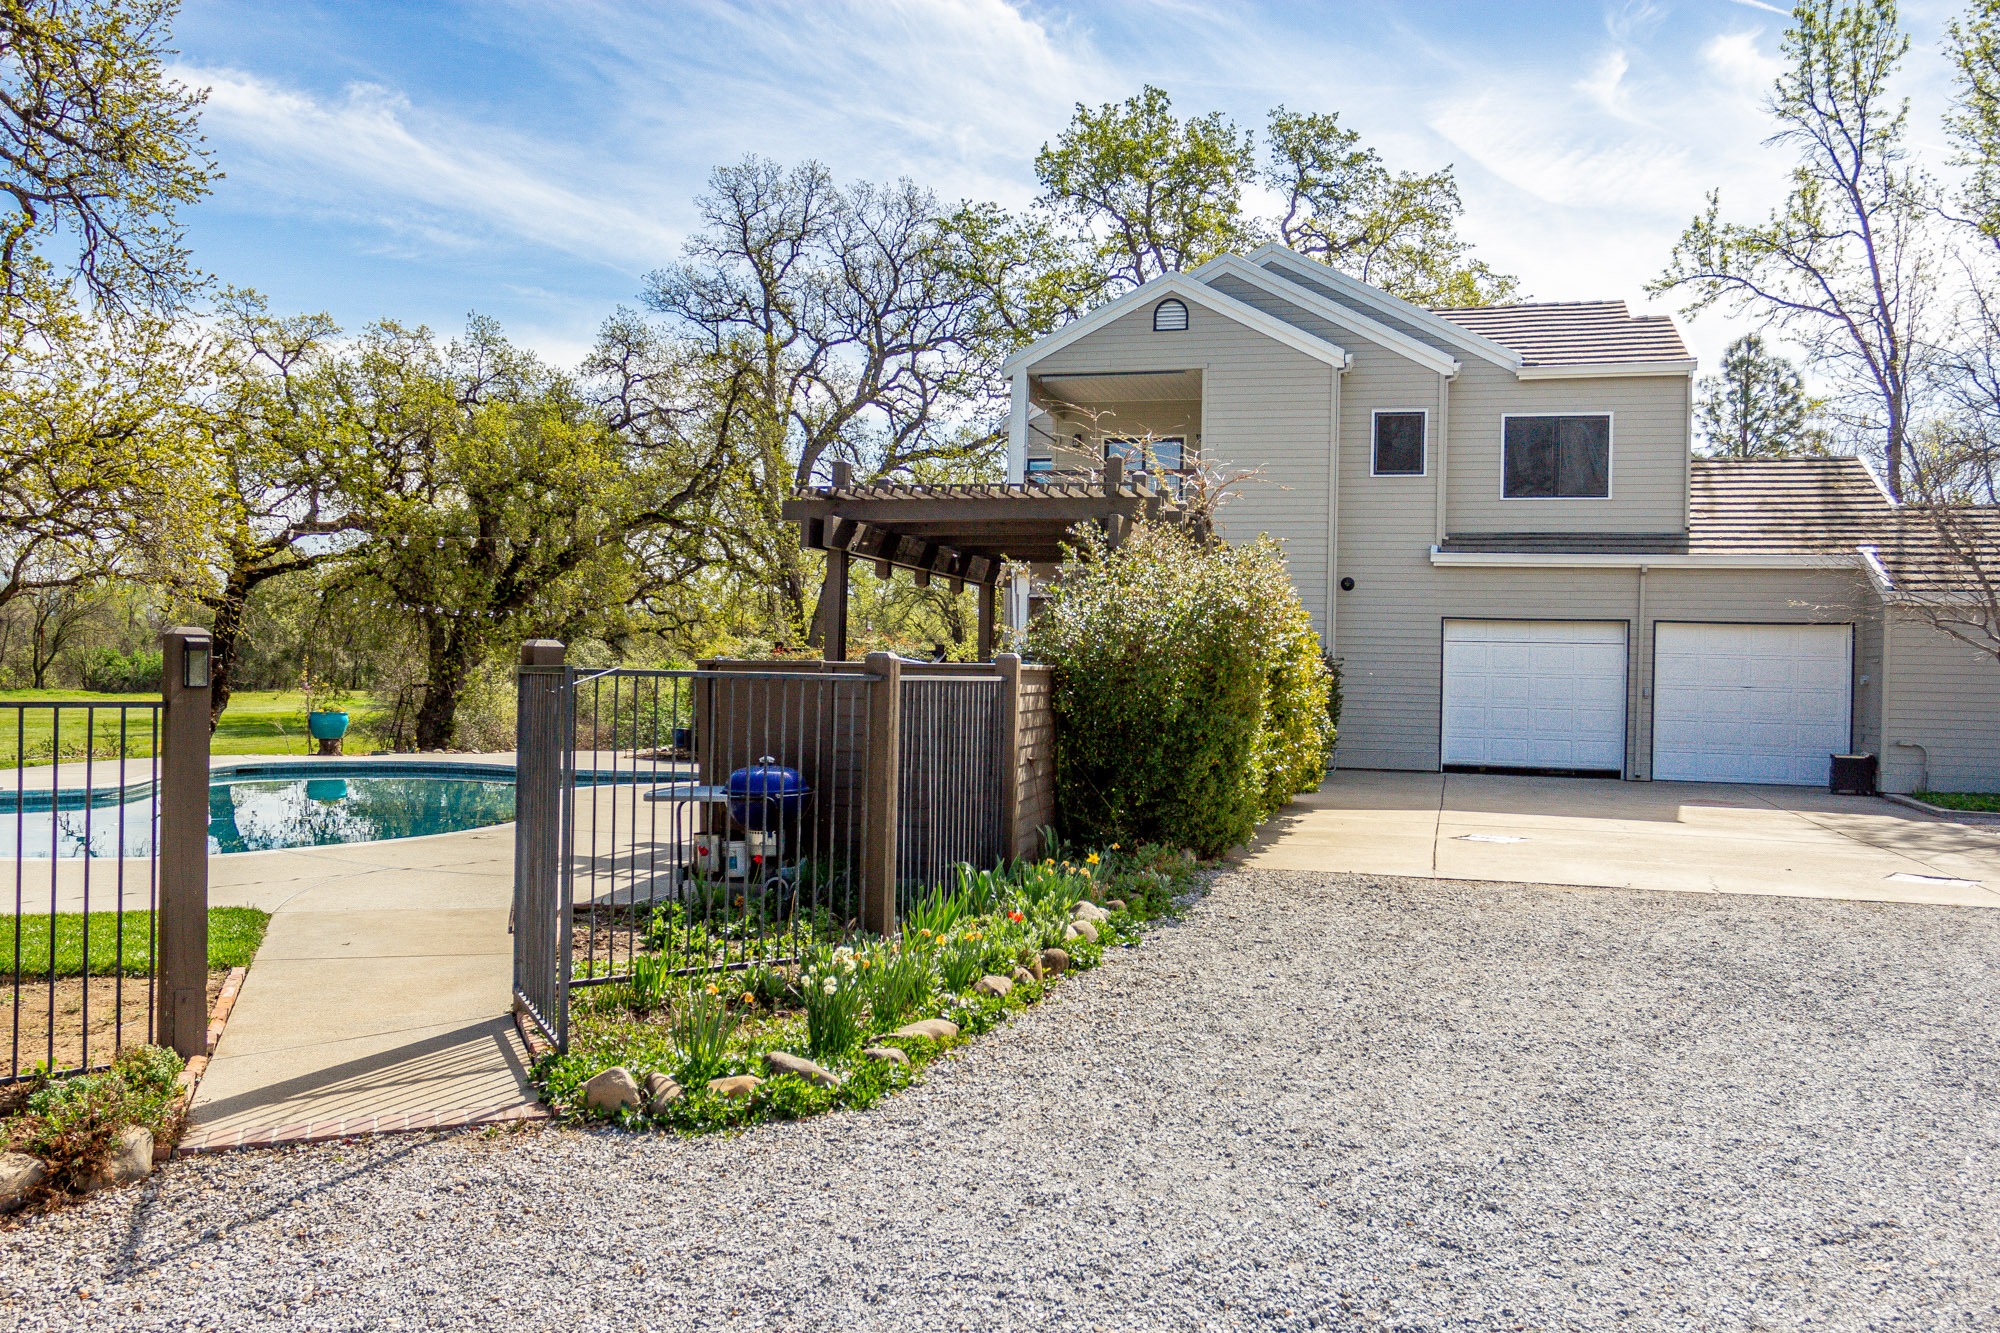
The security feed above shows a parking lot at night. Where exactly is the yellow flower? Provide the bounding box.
[1111,842,1121,850]
[704,984,719,996]
[918,928,933,940]
[1086,852,1101,866]
[739,991,756,1005]
[859,957,871,969]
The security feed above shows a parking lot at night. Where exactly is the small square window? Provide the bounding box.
[1373,412,1426,476]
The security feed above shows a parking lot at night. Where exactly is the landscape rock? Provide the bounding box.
[1040,947,1070,975]
[0,1152,46,1212]
[643,1073,683,1113]
[891,1018,959,1041]
[88,1127,154,1191]
[707,1075,763,1099]
[583,1066,642,1114]
[1072,901,1111,923]
[862,1045,908,1066]
[1064,919,1100,944]
[974,974,1013,998]
[765,1052,840,1088]
[1106,899,1128,913]
[1010,966,1036,987]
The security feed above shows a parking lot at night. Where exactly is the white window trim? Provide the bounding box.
[1370,408,1429,478]
[1499,411,1615,501]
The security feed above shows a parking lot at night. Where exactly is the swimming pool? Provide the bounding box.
[0,762,518,858]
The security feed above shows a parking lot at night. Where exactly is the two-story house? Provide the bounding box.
[999,245,2000,795]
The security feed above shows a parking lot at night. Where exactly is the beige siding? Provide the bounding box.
[1013,665,1057,854]
[1034,296,1337,633]
[1331,563,1882,777]
[1881,615,2000,793]
[1446,364,1690,534]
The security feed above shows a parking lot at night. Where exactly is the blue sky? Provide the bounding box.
[170,0,1973,375]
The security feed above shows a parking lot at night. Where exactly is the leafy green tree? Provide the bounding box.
[1696,333,1830,457]
[1034,85,1260,290]
[953,87,1517,352]
[1652,0,1936,498]
[1265,106,1518,307]
[0,0,214,320]
[332,317,723,750]
[179,294,353,727]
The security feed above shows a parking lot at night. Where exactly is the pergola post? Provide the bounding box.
[824,547,850,662]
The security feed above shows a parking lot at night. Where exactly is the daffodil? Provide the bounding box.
[1086,852,1100,866]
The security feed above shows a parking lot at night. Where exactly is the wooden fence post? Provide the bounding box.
[158,628,212,1059]
[861,651,900,935]
[995,652,1023,863]
[513,639,569,1046]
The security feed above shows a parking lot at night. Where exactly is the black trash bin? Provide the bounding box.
[1829,753,1878,796]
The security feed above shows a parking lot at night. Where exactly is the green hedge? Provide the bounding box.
[1026,522,1333,856]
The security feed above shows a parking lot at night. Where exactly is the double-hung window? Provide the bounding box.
[1372,411,1426,476]
[1502,414,1611,498]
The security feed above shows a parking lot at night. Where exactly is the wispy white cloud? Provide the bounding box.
[181,63,684,271]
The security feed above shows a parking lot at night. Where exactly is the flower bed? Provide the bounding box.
[533,845,1199,1134]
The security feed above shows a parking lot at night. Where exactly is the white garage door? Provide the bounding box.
[1442,620,1628,772]
[1652,623,1851,784]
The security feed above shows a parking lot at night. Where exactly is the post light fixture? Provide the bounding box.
[183,640,211,690]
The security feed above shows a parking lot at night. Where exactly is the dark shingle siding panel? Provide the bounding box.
[1432,301,1690,365]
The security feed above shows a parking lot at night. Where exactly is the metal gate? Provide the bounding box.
[896,674,1006,899]
[512,652,882,1051]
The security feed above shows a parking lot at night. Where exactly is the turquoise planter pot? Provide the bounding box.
[307,710,350,741]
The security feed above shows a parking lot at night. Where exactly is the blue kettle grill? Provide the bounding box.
[724,756,810,830]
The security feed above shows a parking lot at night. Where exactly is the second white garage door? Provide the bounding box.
[1652,623,1852,784]
[1442,620,1628,773]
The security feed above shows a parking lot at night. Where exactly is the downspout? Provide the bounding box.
[1629,563,1648,781]
[1008,370,1030,633]
[1434,370,1452,546]
[1326,363,1341,648]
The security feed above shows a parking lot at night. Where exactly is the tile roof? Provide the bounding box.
[1431,300,1690,366]
[1691,457,1999,594]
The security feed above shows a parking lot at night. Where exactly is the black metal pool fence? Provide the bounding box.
[510,644,1026,1052]
[2,629,213,1084]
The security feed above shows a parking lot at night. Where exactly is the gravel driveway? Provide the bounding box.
[5,871,1997,1331]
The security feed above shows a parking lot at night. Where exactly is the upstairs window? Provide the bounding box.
[1503,414,1611,498]
[1372,411,1427,476]
[1105,437,1185,475]
[1153,297,1189,331]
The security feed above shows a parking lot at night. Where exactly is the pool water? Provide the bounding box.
[0,769,516,858]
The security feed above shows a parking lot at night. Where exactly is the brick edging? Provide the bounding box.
[168,964,249,1152]
[513,1004,555,1061]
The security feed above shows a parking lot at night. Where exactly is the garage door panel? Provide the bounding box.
[1652,623,1851,785]
[1443,620,1628,772]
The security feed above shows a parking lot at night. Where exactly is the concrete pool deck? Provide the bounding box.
[180,819,547,1152]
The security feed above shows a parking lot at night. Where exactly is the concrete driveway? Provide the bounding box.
[1242,769,2000,908]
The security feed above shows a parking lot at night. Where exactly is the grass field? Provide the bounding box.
[1914,790,2000,813]
[1,907,270,978]
[0,689,390,766]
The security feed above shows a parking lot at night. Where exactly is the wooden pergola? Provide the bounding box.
[782,458,1198,660]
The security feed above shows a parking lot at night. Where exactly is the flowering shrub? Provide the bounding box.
[1026,521,1333,856]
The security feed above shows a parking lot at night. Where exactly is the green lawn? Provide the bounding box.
[0,907,270,978]
[0,689,390,765]
[1914,790,2000,814]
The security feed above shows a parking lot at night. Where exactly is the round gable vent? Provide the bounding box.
[1153,297,1189,332]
